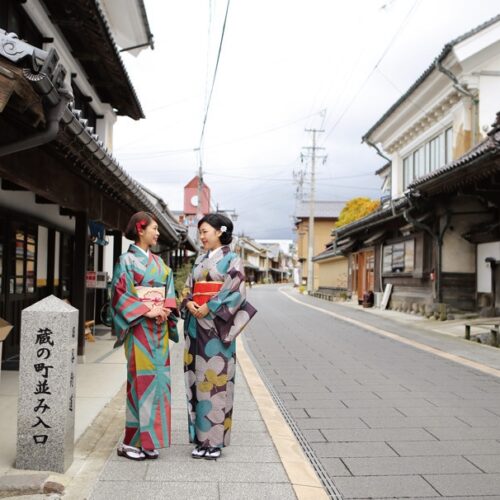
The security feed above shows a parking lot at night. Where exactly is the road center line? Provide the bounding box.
[279,288,500,379]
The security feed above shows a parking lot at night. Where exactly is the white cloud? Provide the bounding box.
[113,0,500,239]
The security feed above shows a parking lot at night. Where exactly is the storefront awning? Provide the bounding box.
[243,260,260,271]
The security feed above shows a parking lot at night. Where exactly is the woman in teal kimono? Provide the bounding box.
[181,214,256,460]
[111,211,178,461]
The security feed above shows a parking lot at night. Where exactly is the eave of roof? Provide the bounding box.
[41,0,145,120]
[362,14,500,143]
[312,248,345,262]
[137,0,154,49]
[0,32,179,245]
[333,197,409,238]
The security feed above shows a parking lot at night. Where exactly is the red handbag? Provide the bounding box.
[193,281,223,306]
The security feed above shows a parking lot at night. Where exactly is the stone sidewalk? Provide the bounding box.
[84,334,325,500]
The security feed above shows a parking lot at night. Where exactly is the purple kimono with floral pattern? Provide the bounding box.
[181,245,256,447]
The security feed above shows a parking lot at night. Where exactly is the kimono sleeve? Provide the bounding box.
[164,265,178,309]
[165,268,179,342]
[111,259,150,333]
[206,255,247,321]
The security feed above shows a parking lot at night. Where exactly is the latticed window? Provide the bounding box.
[11,225,37,294]
[402,127,453,189]
[383,240,415,274]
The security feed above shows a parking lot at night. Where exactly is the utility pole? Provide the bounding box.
[196,163,203,221]
[302,128,325,294]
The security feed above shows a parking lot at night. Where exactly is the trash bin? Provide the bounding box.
[0,317,13,386]
[362,291,374,308]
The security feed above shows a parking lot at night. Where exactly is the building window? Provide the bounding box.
[11,225,37,294]
[402,127,453,189]
[403,156,413,189]
[0,1,43,47]
[383,239,414,274]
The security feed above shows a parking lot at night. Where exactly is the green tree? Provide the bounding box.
[335,197,380,228]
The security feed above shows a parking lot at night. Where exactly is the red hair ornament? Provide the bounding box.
[135,219,147,236]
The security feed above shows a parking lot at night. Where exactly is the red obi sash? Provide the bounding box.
[193,281,223,306]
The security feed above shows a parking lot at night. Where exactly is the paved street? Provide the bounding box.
[244,285,500,499]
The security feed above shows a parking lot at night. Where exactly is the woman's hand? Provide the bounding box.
[186,301,199,315]
[193,303,210,319]
[144,306,171,324]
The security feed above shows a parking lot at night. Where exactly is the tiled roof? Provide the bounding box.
[312,245,344,262]
[0,31,181,246]
[363,14,500,142]
[333,197,409,238]
[42,0,145,119]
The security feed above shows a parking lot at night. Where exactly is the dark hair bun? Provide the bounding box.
[220,231,233,245]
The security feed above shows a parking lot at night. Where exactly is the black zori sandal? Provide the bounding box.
[142,448,159,459]
[117,444,146,461]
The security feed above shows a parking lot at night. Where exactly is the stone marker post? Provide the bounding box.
[16,295,78,473]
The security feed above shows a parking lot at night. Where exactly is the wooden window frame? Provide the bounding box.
[382,238,415,276]
[11,224,37,296]
[402,126,453,189]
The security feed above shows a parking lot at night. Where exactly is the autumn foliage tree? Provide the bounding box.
[334,197,380,228]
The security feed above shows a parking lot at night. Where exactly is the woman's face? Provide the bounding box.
[138,220,159,248]
[198,222,222,251]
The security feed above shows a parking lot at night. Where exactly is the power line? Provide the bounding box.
[118,110,321,160]
[198,0,231,151]
[204,171,374,182]
[321,0,422,144]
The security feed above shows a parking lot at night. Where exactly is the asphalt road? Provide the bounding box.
[244,285,500,499]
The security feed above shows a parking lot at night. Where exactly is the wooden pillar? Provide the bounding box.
[96,243,105,315]
[112,230,122,266]
[72,212,88,358]
[97,243,104,271]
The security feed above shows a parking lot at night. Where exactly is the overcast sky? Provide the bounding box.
[113,0,500,239]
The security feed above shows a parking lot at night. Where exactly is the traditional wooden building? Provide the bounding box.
[294,200,345,289]
[334,15,500,315]
[234,236,268,283]
[312,242,348,295]
[258,242,290,283]
[0,1,189,369]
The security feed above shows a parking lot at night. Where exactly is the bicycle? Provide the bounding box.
[99,281,113,327]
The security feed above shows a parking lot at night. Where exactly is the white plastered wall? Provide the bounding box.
[441,215,476,273]
[477,242,500,293]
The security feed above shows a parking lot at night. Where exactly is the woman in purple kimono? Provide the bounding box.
[112,212,178,461]
[181,214,256,460]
